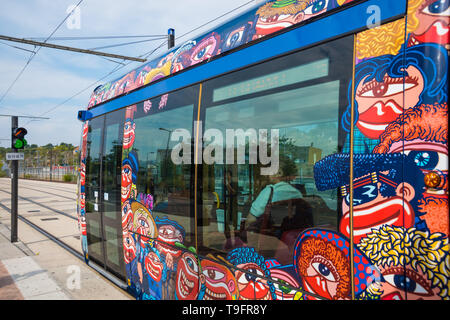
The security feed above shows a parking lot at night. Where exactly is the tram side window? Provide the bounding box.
[125,86,197,246]
[200,37,353,264]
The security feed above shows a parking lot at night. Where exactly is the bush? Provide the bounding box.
[63,174,74,182]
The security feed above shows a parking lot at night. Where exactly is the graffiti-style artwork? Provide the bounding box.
[293,229,381,300]
[374,102,449,235]
[227,247,276,300]
[358,225,450,300]
[87,0,355,110]
[77,121,89,260]
[79,0,448,301]
[342,43,448,153]
[175,249,201,300]
[199,255,239,300]
[408,0,450,48]
[316,0,448,301]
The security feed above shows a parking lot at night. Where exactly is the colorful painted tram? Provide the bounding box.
[77,0,449,300]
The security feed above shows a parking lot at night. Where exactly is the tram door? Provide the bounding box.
[84,112,126,280]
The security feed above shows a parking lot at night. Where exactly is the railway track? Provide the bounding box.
[0,178,128,292]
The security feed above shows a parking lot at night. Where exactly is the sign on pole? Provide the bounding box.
[6,153,24,161]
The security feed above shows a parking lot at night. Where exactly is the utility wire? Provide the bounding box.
[0,0,84,108]
[0,41,36,54]
[27,0,258,119]
[88,37,167,51]
[28,40,168,121]
[26,35,167,41]
[176,0,256,40]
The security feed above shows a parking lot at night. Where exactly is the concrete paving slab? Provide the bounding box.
[2,256,69,300]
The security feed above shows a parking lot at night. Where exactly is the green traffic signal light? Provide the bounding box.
[12,127,28,150]
[13,138,27,149]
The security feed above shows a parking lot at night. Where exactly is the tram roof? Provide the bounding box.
[86,0,357,110]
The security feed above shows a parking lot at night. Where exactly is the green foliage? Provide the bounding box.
[63,174,74,182]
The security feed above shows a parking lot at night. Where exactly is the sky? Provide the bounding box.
[0,0,264,148]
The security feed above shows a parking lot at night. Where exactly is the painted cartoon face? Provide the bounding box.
[297,236,351,300]
[234,263,272,300]
[190,33,220,65]
[413,0,450,46]
[200,259,238,300]
[389,141,448,234]
[145,251,164,282]
[255,10,304,37]
[80,215,87,236]
[116,72,136,95]
[339,172,415,243]
[132,205,157,241]
[269,268,300,300]
[121,200,133,232]
[355,67,424,139]
[303,0,331,20]
[176,252,200,300]
[80,162,86,185]
[156,224,184,258]
[123,120,136,149]
[79,192,85,209]
[380,264,441,300]
[121,164,132,203]
[123,232,136,264]
[82,123,88,140]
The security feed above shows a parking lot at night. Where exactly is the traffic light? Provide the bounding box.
[12,127,27,150]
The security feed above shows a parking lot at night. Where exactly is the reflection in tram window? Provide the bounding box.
[199,38,353,265]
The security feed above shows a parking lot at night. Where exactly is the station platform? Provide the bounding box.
[0,221,132,300]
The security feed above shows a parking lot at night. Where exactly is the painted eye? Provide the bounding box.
[226,30,244,48]
[139,219,148,227]
[422,0,450,16]
[185,256,198,272]
[408,151,439,170]
[203,268,225,281]
[194,44,212,61]
[384,274,429,295]
[304,0,329,15]
[312,262,337,282]
[404,149,448,172]
[360,82,417,98]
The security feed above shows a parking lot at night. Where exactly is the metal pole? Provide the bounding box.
[0,34,147,62]
[11,116,18,243]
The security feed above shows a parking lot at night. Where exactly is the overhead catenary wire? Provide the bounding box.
[28,39,169,122]
[26,34,167,41]
[25,0,258,119]
[88,37,167,51]
[0,0,85,108]
[0,41,36,54]
[176,0,256,40]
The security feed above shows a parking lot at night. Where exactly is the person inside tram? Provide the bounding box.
[245,160,314,241]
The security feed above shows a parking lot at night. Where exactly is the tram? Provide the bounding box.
[77,0,449,300]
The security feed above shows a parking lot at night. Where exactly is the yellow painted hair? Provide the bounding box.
[356,0,423,59]
[358,225,450,299]
[256,0,308,18]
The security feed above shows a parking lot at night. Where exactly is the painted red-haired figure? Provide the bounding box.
[374,102,448,235]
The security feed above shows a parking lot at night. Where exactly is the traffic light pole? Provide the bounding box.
[1,113,48,243]
[11,116,18,242]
